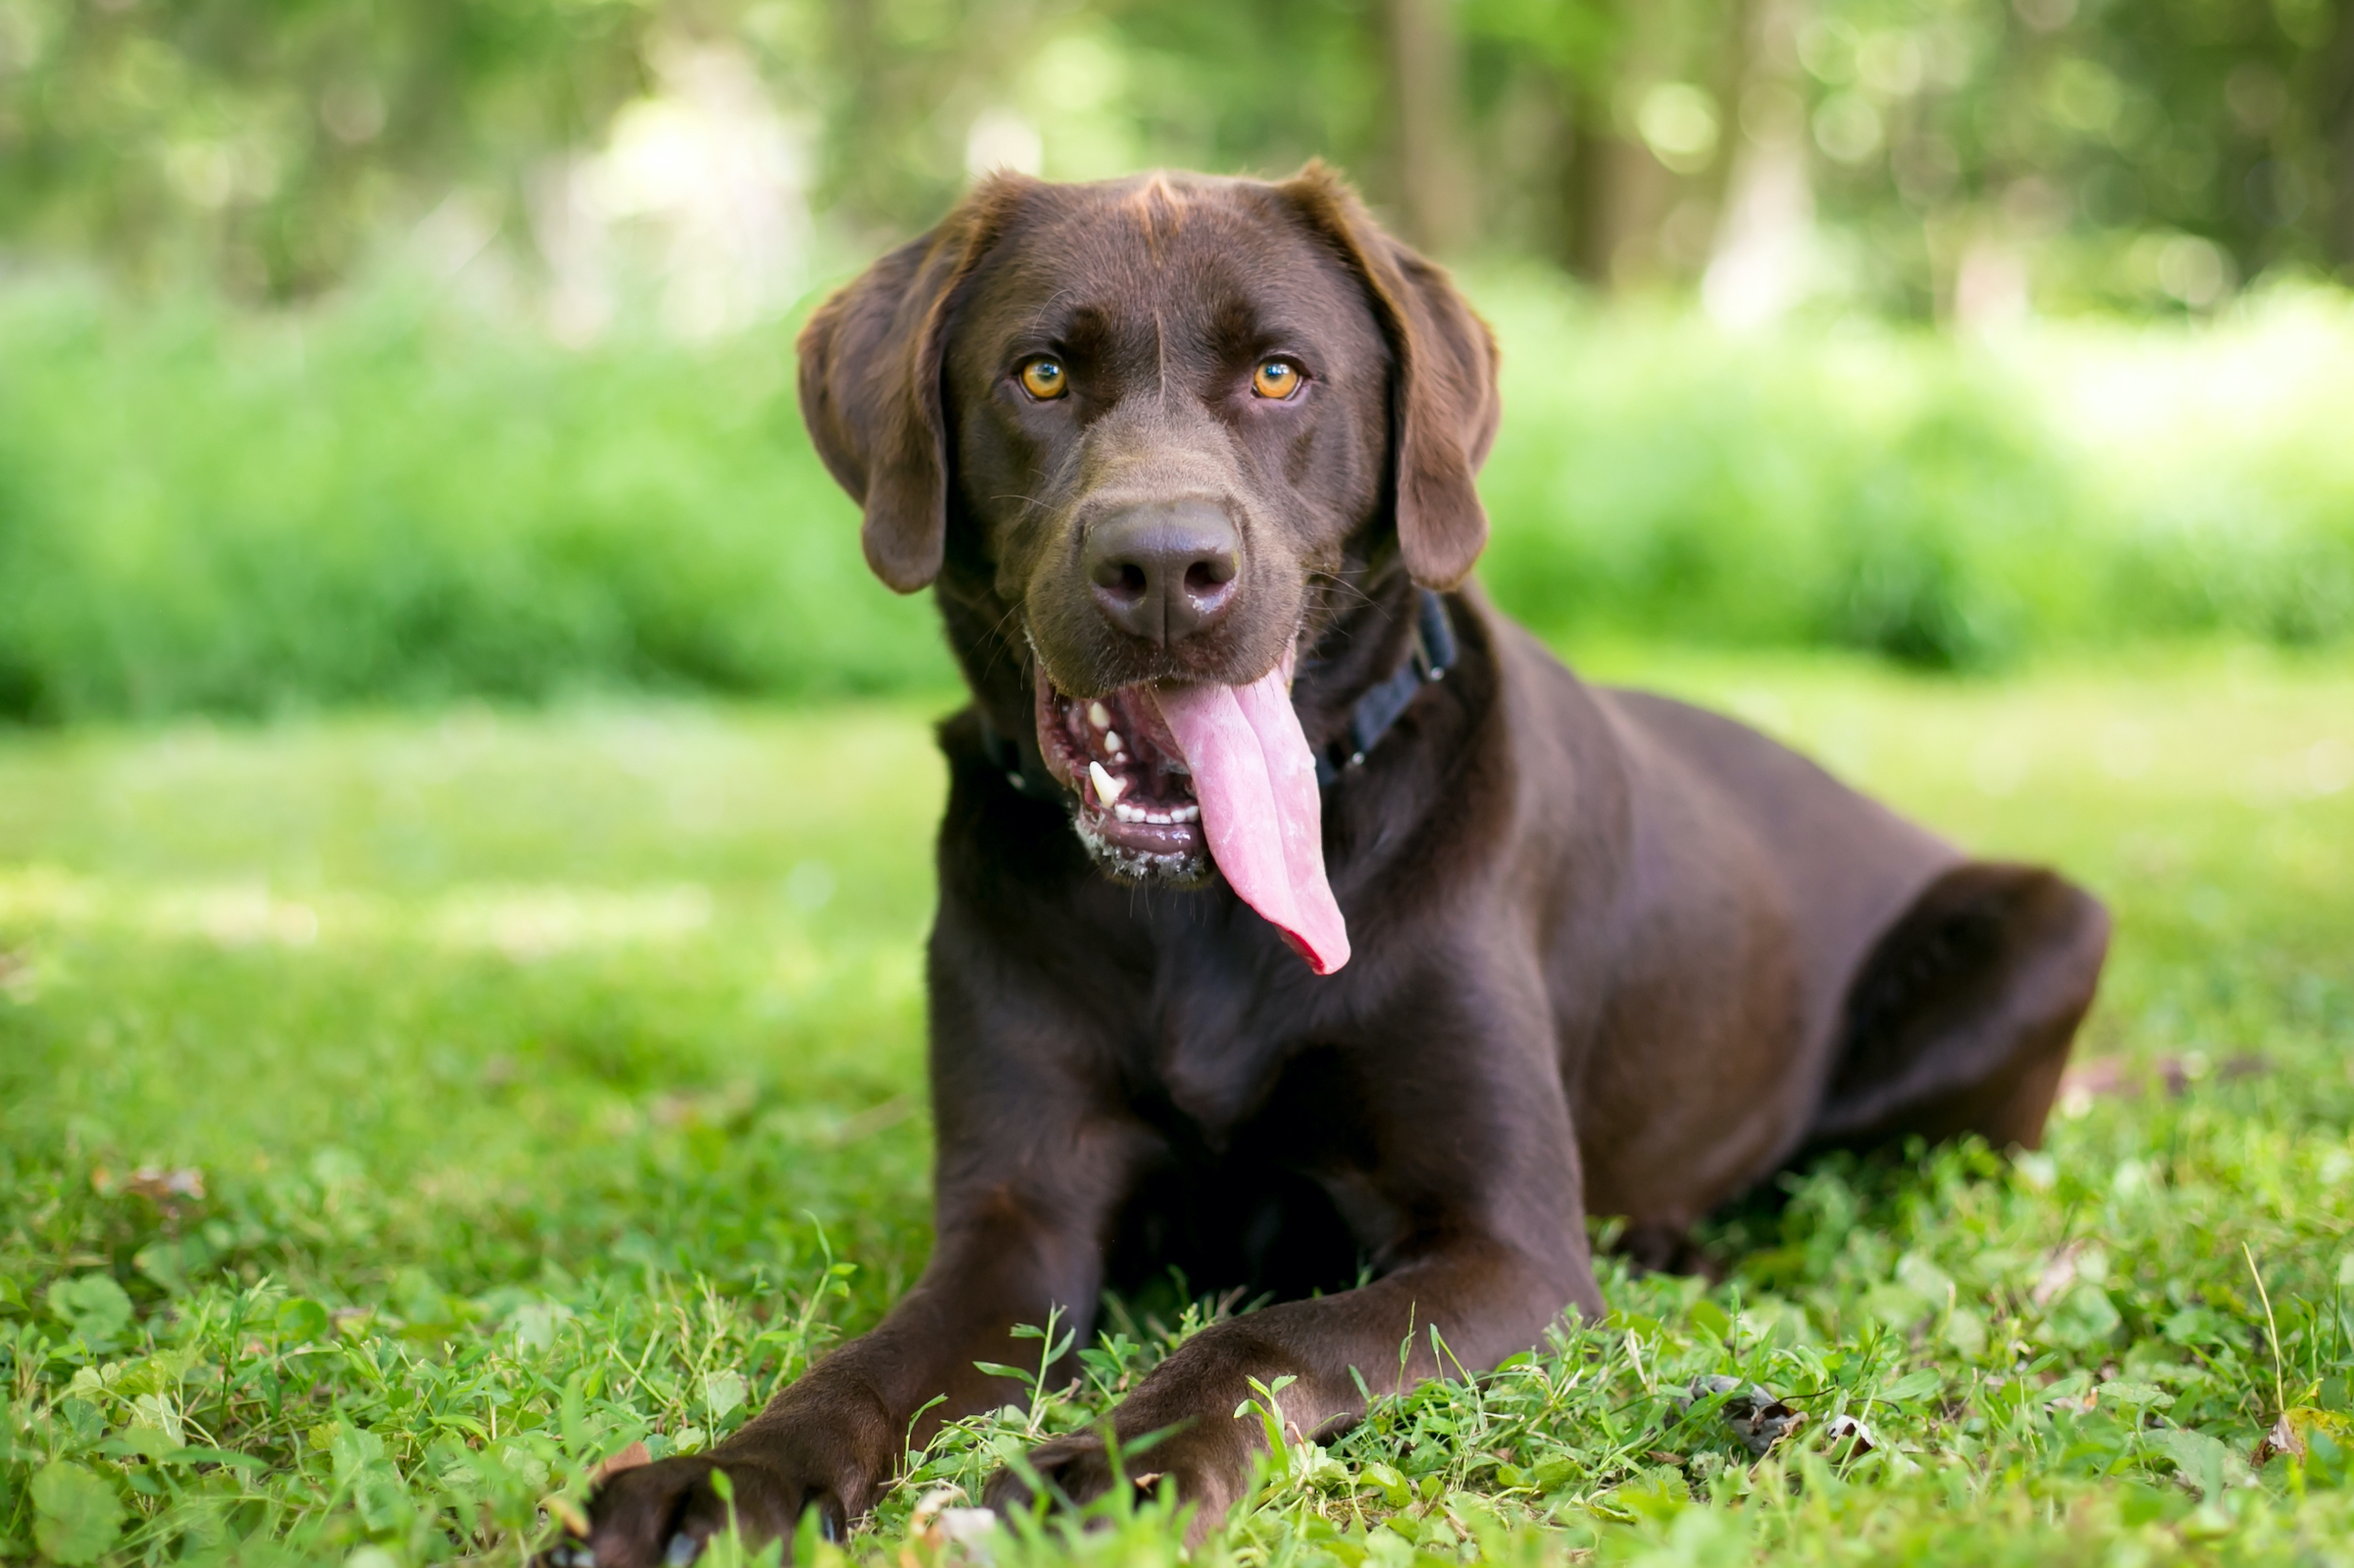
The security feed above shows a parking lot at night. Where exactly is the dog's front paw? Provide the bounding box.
[983,1427,1247,1542]
[547,1450,846,1568]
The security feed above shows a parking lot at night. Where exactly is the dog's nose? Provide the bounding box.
[1082,502,1241,646]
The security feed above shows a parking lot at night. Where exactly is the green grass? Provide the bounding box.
[4,644,2354,1566]
[6,274,2354,721]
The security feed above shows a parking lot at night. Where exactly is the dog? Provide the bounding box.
[563,166,2109,1565]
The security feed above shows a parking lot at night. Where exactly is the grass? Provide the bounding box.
[3,641,2354,1566]
[6,272,2354,721]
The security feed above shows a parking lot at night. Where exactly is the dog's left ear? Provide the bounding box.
[1279,163,1501,589]
[796,175,1032,592]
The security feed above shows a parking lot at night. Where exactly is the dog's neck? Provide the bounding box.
[1291,569,1457,784]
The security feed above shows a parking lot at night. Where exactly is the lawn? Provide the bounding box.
[4,643,2353,1567]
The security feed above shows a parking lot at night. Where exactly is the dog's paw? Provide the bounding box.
[546,1452,844,1568]
[983,1429,1243,1541]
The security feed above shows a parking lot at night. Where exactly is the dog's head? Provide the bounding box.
[797,166,1499,968]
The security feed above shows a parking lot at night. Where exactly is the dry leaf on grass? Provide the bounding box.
[1678,1375,1806,1457]
[2252,1408,2354,1467]
[2059,1053,2271,1111]
[1825,1414,1876,1457]
[90,1166,207,1204]
[594,1442,651,1482]
[546,1494,591,1538]
[2254,1413,2305,1467]
[905,1488,998,1564]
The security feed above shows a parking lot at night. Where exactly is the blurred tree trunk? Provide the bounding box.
[1703,0,1764,216]
[1557,97,1602,280]
[1562,121,1670,284]
[1386,0,1477,253]
[819,0,884,222]
[1703,0,1816,323]
[1558,3,1676,287]
[2326,0,2354,277]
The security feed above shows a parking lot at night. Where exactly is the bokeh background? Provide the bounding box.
[8,8,2354,1565]
[3,0,2353,717]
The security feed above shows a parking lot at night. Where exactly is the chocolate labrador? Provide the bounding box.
[563,166,2108,1563]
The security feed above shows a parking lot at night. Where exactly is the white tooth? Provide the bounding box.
[1089,760,1125,806]
[1088,701,1111,729]
[1148,810,1172,825]
[1174,805,1201,822]
[1104,731,1123,753]
[1115,803,1143,822]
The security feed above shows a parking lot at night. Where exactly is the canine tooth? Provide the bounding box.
[1088,701,1111,729]
[1104,731,1123,753]
[1089,760,1125,806]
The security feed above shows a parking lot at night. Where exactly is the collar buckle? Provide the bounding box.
[1314,587,1456,788]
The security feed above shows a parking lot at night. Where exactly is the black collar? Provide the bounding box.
[1309,585,1457,786]
[977,587,1457,797]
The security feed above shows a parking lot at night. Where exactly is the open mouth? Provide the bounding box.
[1034,668,1210,880]
[1029,652,1352,975]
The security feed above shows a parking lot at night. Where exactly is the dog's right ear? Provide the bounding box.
[796,177,1031,592]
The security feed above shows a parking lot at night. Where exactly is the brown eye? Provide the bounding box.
[1019,358,1067,400]
[1252,358,1302,399]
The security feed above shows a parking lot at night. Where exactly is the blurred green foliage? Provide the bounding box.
[2,0,2349,305]
[1785,0,2354,310]
[0,279,947,720]
[1479,275,2354,666]
[0,0,661,295]
[4,272,2352,722]
[3,1,2352,719]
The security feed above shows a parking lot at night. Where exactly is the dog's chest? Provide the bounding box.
[1135,959,1315,1145]
[1149,1005,1279,1140]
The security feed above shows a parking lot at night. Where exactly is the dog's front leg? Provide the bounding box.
[990,1037,1600,1540]
[566,1040,1146,1567]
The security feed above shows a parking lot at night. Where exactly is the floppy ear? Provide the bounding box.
[796,176,1031,592]
[1278,163,1501,589]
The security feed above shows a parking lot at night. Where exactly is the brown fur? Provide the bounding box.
[564,167,2109,1566]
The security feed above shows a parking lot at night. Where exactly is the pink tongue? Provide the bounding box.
[1151,670,1350,975]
